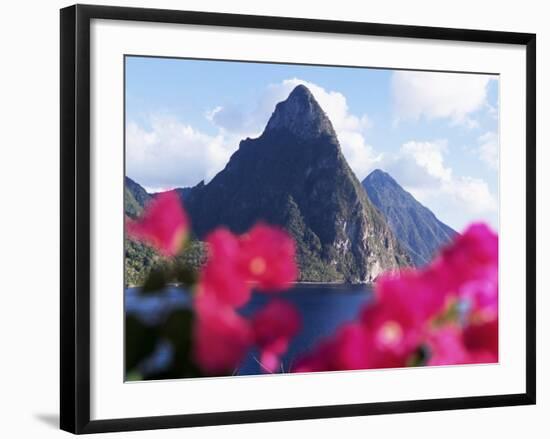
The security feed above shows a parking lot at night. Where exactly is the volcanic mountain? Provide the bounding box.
[181,84,410,282]
[362,169,457,266]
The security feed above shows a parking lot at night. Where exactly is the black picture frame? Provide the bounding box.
[60,4,536,434]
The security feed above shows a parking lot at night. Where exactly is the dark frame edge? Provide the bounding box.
[74,3,534,45]
[79,393,533,434]
[61,4,93,434]
[525,34,536,404]
[60,4,77,434]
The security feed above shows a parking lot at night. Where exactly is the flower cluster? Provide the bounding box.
[197,225,297,307]
[293,223,498,372]
[193,224,300,375]
[126,191,190,257]
[127,193,301,375]
[127,191,499,376]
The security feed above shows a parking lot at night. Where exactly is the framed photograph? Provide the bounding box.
[60,4,536,434]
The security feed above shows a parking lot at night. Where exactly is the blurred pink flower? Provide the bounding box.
[293,322,407,373]
[440,223,498,321]
[252,299,301,372]
[126,191,189,257]
[325,323,372,371]
[437,222,498,291]
[198,224,298,307]
[427,319,498,366]
[459,275,498,320]
[363,269,448,356]
[193,293,253,375]
[293,221,499,373]
[293,326,369,373]
[239,224,298,291]
[462,318,498,363]
[193,224,300,374]
[259,350,282,374]
[199,228,250,307]
[427,325,470,366]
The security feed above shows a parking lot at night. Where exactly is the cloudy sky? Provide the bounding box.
[125,56,499,231]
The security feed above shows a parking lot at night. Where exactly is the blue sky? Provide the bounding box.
[125,56,499,231]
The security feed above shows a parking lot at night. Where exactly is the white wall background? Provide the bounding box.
[0,0,546,437]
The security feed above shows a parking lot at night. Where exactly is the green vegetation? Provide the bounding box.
[125,176,207,288]
[283,195,343,282]
[125,238,207,288]
[125,238,159,287]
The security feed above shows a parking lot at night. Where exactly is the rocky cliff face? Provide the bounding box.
[183,85,409,282]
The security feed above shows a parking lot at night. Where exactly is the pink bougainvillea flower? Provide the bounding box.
[427,319,498,366]
[252,299,301,349]
[379,268,450,324]
[459,274,498,321]
[360,303,417,358]
[362,223,498,356]
[198,224,298,307]
[462,318,498,363]
[259,350,282,374]
[126,191,189,257]
[437,222,498,291]
[426,325,470,366]
[294,221,499,373]
[293,322,408,373]
[239,223,298,291]
[434,223,498,321]
[193,293,253,375]
[252,299,301,372]
[361,268,448,356]
[198,228,250,307]
[326,323,371,371]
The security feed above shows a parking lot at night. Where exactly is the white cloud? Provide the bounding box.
[126,116,240,189]
[400,140,452,182]
[204,106,222,123]
[384,140,497,230]
[392,71,495,126]
[477,131,499,170]
[445,176,497,214]
[206,78,380,180]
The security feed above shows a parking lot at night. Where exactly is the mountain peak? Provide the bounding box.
[288,83,313,99]
[263,85,336,139]
[365,169,399,186]
[366,168,392,179]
